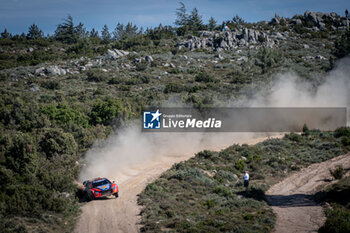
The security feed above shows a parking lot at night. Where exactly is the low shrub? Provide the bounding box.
[330,166,345,180]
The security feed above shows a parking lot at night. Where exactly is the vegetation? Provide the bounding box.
[139,130,350,232]
[318,176,350,233]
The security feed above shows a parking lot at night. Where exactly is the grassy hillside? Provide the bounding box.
[138,129,350,232]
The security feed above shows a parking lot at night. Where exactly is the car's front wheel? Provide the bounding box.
[114,192,119,198]
[85,191,94,202]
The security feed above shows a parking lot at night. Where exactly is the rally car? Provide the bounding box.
[83,177,119,201]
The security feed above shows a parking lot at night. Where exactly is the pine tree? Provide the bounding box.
[125,22,138,38]
[27,24,43,39]
[101,24,111,42]
[113,23,124,40]
[75,22,88,39]
[55,15,77,43]
[208,17,217,31]
[175,2,188,27]
[1,28,11,39]
[89,28,99,38]
[189,8,203,31]
[113,22,138,40]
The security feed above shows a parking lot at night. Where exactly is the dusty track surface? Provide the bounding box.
[75,135,282,233]
[266,152,350,233]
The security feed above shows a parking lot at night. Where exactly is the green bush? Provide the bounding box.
[89,99,123,125]
[319,208,350,233]
[234,159,246,172]
[330,166,345,180]
[39,128,77,157]
[335,127,350,138]
[41,80,61,90]
[41,104,89,127]
[195,72,216,83]
[164,82,185,93]
[86,69,109,82]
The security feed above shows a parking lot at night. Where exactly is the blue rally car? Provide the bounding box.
[83,177,119,201]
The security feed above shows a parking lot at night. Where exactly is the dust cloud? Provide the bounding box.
[248,57,350,111]
[79,57,349,182]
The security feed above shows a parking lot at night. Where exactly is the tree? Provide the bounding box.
[1,28,11,39]
[189,8,203,31]
[125,22,138,37]
[208,17,217,31]
[232,15,245,25]
[55,15,77,43]
[113,22,138,40]
[113,23,124,40]
[175,2,188,27]
[89,28,99,38]
[101,24,111,42]
[27,24,43,39]
[75,22,88,39]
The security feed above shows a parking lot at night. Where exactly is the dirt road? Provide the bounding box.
[266,152,350,233]
[75,134,282,233]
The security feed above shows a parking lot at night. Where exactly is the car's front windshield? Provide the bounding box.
[92,179,109,187]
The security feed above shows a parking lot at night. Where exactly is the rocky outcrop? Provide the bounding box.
[35,65,66,76]
[271,11,348,31]
[177,28,278,51]
[104,49,129,60]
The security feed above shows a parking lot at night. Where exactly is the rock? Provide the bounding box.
[163,63,170,67]
[237,56,248,62]
[304,56,314,60]
[316,55,326,60]
[177,28,272,51]
[303,44,310,49]
[119,50,130,56]
[85,62,93,68]
[27,47,34,53]
[134,58,143,63]
[238,38,246,47]
[105,49,119,60]
[35,67,46,76]
[271,13,281,24]
[114,49,124,57]
[216,54,224,60]
[46,65,66,76]
[169,63,176,68]
[29,84,40,92]
[145,55,153,62]
[291,18,303,25]
[271,31,286,40]
[123,64,131,69]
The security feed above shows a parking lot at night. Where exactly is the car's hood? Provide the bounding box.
[93,183,111,191]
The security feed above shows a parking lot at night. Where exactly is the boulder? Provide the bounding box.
[46,65,66,76]
[105,49,119,60]
[145,55,154,62]
[35,67,46,76]
[29,84,40,92]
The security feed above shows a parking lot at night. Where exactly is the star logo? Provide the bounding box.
[150,109,162,122]
[143,109,162,129]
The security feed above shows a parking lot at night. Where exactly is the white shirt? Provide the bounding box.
[244,173,249,181]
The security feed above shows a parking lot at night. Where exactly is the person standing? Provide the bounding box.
[243,171,249,193]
